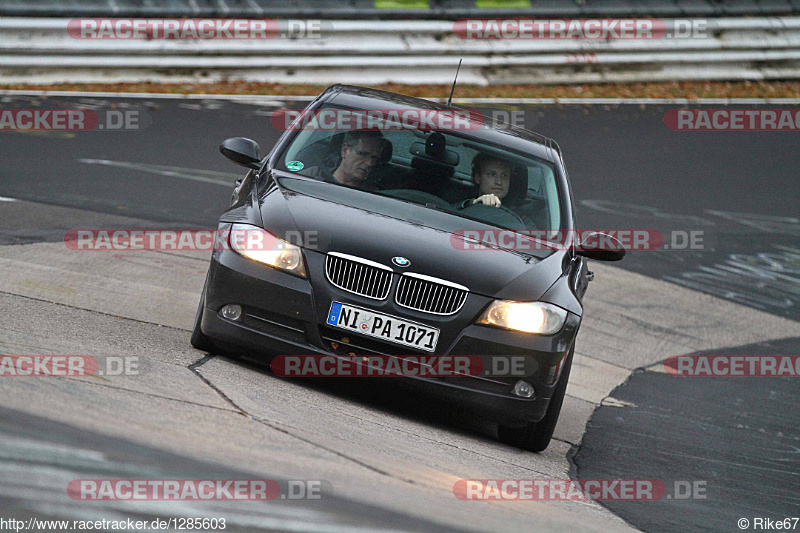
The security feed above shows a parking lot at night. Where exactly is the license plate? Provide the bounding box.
[326,302,439,352]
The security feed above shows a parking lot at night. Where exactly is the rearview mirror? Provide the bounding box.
[576,232,626,261]
[220,137,261,169]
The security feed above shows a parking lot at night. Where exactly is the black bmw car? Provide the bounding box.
[191,85,623,452]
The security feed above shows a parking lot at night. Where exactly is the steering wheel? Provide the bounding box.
[462,201,527,229]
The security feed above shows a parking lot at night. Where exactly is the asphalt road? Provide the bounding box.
[0,93,798,532]
[532,104,800,321]
[0,405,461,533]
[574,336,800,533]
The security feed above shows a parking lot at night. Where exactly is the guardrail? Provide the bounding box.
[2,17,799,84]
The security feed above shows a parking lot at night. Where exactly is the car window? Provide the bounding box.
[276,104,563,235]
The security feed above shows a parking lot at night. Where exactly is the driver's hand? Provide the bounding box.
[473,194,502,207]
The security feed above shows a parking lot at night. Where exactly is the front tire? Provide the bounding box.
[498,346,574,452]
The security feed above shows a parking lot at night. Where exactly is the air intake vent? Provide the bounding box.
[395,273,468,315]
[325,252,393,300]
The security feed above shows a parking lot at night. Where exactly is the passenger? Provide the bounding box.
[307,130,386,190]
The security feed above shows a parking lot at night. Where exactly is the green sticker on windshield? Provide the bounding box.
[286,160,304,171]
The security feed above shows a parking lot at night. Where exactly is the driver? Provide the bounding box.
[306,129,386,190]
[455,153,547,228]
[456,153,512,209]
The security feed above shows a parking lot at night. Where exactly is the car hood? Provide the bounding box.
[260,174,565,300]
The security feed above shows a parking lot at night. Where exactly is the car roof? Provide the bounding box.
[318,84,562,164]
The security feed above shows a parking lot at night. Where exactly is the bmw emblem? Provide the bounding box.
[392,256,411,267]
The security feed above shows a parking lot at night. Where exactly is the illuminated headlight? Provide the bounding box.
[477,300,567,335]
[230,223,307,278]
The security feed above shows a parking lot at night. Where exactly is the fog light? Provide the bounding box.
[221,304,242,321]
[513,380,535,398]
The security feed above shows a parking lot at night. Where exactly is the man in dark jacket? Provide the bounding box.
[306,130,385,190]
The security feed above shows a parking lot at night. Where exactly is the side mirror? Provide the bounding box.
[575,232,626,261]
[220,137,261,169]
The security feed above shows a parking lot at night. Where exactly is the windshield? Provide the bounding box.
[275,104,563,236]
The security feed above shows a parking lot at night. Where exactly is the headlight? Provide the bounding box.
[229,223,307,278]
[477,300,567,335]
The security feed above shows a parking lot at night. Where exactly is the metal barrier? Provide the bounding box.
[1,17,799,84]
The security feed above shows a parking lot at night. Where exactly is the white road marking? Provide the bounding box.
[77,158,241,186]
[601,397,638,408]
[0,196,18,202]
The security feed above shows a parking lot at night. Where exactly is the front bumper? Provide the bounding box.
[201,248,580,424]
